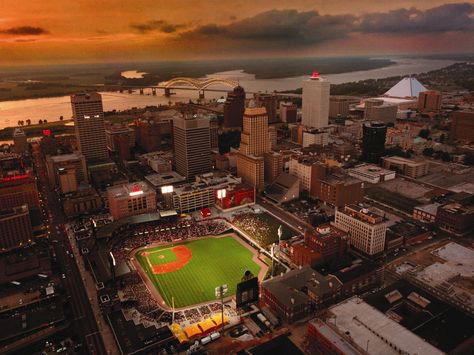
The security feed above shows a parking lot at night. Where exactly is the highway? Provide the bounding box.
[32,144,106,355]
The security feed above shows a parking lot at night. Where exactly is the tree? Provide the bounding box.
[423,148,434,157]
[440,151,451,162]
[43,119,48,124]
[38,119,43,125]
[59,116,64,121]
[464,154,474,166]
[418,128,430,139]
[26,119,31,126]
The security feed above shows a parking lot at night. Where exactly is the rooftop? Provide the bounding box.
[96,212,161,239]
[327,297,443,355]
[308,319,360,355]
[308,224,347,240]
[414,202,442,215]
[144,172,186,188]
[48,152,83,163]
[263,266,340,308]
[383,155,427,166]
[341,204,385,224]
[107,181,154,198]
[384,77,427,98]
[364,279,474,353]
[349,163,395,177]
[172,173,242,195]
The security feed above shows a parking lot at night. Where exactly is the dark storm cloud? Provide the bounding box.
[183,9,355,44]
[181,3,474,46]
[0,26,49,35]
[131,20,186,34]
[358,3,474,33]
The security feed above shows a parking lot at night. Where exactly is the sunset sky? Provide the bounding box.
[0,0,473,65]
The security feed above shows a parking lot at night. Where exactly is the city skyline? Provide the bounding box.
[0,1,473,65]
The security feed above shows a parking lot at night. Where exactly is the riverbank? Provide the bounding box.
[0,57,392,102]
[0,120,73,141]
[0,57,459,128]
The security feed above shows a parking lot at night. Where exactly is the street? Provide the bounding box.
[32,144,107,355]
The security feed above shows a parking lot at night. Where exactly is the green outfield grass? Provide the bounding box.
[136,236,261,308]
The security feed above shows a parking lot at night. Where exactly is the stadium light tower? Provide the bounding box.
[272,225,283,278]
[215,284,228,335]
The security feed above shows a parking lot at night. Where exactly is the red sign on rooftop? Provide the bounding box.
[311,71,320,78]
[0,174,29,182]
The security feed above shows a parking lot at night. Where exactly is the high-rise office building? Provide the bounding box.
[302,72,330,129]
[334,205,387,256]
[450,111,474,141]
[362,121,387,164]
[417,91,442,113]
[71,92,109,163]
[173,116,211,180]
[329,96,359,118]
[135,118,165,152]
[46,152,88,188]
[255,93,278,123]
[279,102,297,123]
[223,86,245,128]
[105,124,135,152]
[237,107,270,190]
[239,107,270,155]
[0,205,33,250]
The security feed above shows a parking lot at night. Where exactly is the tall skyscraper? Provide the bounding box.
[223,86,245,128]
[254,93,278,123]
[237,107,270,190]
[173,116,211,180]
[302,72,330,129]
[239,107,270,155]
[71,92,109,163]
[362,121,387,164]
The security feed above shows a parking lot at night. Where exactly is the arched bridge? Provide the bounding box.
[162,77,239,90]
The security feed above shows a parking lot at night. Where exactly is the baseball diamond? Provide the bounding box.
[134,235,265,308]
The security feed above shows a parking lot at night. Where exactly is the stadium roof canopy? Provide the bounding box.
[96,212,161,239]
[384,77,427,98]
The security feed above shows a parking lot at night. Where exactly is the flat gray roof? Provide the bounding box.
[328,297,443,355]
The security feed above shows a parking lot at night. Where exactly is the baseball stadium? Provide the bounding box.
[133,235,265,308]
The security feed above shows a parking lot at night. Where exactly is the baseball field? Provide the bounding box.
[135,235,262,308]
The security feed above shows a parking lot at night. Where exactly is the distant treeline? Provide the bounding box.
[286,62,474,97]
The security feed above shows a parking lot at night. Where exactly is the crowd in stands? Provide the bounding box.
[232,212,273,246]
[117,271,240,327]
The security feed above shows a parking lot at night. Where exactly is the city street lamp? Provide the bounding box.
[272,225,283,278]
[215,284,228,334]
